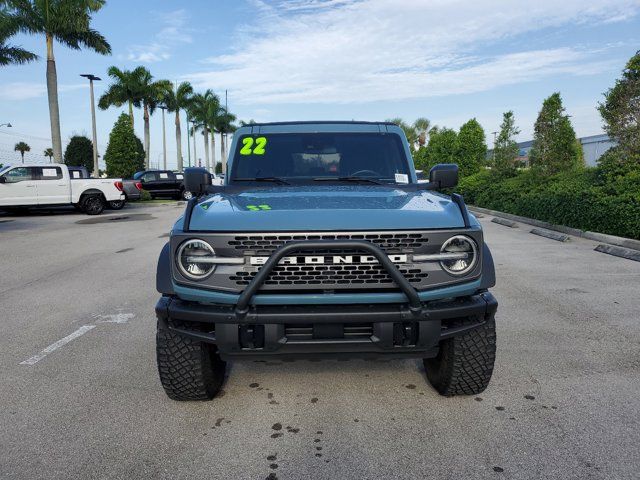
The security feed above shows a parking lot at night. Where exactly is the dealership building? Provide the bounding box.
[513,134,616,167]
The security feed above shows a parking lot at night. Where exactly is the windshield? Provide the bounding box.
[0,165,10,175]
[230,132,411,183]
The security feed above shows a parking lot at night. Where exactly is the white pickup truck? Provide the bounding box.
[0,163,124,215]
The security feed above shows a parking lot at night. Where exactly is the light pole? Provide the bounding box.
[158,104,168,170]
[80,74,101,176]
[491,131,498,162]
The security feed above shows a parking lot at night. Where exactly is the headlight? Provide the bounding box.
[440,235,477,275]
[177,239,216,280]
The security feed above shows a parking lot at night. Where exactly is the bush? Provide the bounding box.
[63,135,93,171]
[104,113,145,178]
[458,167,640,239]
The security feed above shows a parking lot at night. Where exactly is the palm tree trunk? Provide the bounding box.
[192,126,197,166]
[222,134,227,175]
[129,101,134,127]
[45,34,63,164]
[143,103,150,169]
[211,130,216,171]
[21,152,24,163]
[203,128,210,172]
[175,110,182,171]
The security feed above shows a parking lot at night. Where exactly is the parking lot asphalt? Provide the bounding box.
[1,204,639,480]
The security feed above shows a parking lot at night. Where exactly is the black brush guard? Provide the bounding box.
[156,240,497,358]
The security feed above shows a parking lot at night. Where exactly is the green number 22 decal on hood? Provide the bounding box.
[240,137,267,155]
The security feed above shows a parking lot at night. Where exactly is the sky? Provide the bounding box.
[1,0,639,169]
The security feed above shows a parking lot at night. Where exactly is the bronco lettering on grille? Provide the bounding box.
[249,254,408,266]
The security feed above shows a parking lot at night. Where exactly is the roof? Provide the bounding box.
[242,121,396,127]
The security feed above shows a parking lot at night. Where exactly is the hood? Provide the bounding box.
[186,185,466,232]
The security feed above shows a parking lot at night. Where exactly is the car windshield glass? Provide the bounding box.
[0,165,10,175]
[230,132,410,183]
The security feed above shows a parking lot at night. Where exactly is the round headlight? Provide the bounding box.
[177,239,216,280]
[440,235,477,275]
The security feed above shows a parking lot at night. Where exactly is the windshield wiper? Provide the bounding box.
[233,177,291,185]
[312,176,384,185]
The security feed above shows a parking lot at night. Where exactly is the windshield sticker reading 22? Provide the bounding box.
[240,137,267,155]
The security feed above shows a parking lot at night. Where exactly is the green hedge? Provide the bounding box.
[458,167,640,240]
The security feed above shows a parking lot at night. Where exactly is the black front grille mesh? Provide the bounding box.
[230,263,428,287]
[227,232,428,255]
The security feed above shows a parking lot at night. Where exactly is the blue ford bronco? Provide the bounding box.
[155,121,497,401]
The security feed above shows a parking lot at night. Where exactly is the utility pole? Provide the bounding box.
[80,74,101,176]
[186,114,191,168]
[159,105,168,170]
[192,121,197,167]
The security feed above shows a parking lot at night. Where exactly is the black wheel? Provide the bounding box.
[181,189,193,201]
[108,200,126,210]
[156,319,226,401]
[424,314,496,396]
[81,195,105,215]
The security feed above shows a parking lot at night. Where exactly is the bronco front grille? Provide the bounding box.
[230,263,428,287]
[227,232,428,255]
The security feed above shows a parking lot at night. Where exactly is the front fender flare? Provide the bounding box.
[156,242,175,295]
[479,243,496,289]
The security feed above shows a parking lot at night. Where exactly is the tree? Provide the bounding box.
[98,66,143,126]
[598,50,640,161]
[0,8,37,65]
[414,127,459,172]
[457,118,486,177]
[137,68,172,168]
[387,117,433,150]
[14,141,30,162]
[63,135,93,170]
[103,113,145,178]
[5,0,111,164]
[162,81,193,171]
[216,108,236,173]
[492,111,520,176]
[529,92,581,174]
[44,147,53,161]
[413,117,431,148]
[188,90,221,173]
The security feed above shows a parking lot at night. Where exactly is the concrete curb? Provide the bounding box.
[125,201,185,209]
[469,205,640,251]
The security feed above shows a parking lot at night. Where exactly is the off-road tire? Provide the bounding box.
[108,199,125,210]
[181,189,193,201]
[156,319,226,401]
[424,314,496,396]
[80,195,105,215]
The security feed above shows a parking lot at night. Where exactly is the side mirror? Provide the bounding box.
[183,167,211,196]
[429,164,458,189]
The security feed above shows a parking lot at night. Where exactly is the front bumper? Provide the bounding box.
[155,292,497,360]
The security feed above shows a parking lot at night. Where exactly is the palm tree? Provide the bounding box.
[413,117,432,148]
[98,66,144,126]
[162,81,193,171]
[136,67,172,168]
[189,90,220,173]
[387,117,433,150]
[0,8,37,65]
[44,147,54,162]
[14,141,30,163]
[216,109,237,173]
[5,0,111,164]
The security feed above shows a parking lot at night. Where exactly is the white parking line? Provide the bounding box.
[94,313,135,324]
[19,325,96,366]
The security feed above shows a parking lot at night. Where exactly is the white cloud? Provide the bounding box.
[187,0,640,104]
[0,82,85,101]
[126,9,192,63]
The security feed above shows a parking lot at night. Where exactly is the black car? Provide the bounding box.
[133,170,192,200]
